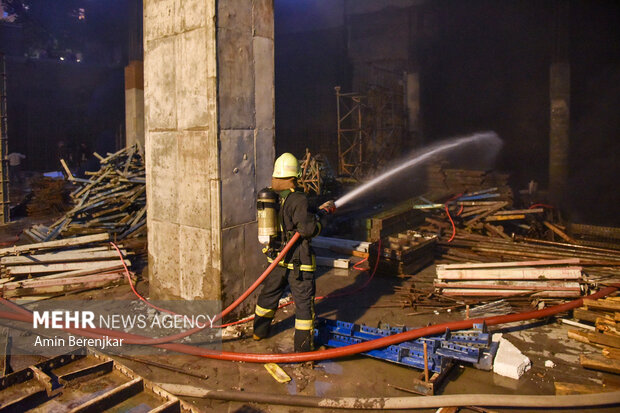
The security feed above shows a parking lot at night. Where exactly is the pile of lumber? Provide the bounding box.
[26,177,69,217]
[436,233,620,278]
[567,296,620,375]
[0,233,134,300]
[415,190,547,241]
[369,230,437,276]
[434,259,583,298]
[364,198,426,242]
[426,163,512,203]
[25,145,146,242]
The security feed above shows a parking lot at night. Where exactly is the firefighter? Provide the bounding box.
[253,153,335,352]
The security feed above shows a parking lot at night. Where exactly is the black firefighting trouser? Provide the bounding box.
[253,265,316,352]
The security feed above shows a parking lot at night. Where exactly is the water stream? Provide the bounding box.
[334,132,502,208]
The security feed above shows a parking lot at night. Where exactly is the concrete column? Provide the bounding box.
[549,62,570,201]
[405,71,421,147]
[125,60,145,148]
[549,0,570,201]
[143,0,275,314]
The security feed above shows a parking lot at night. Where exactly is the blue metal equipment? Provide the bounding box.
[313,319,498,373]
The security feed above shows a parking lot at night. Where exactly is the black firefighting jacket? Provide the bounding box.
[266,188,321,272]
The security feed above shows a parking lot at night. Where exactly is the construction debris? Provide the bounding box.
[369,230,436,276]
[567,296,620,375]
[25,144,146,242]
[0,233,134,300]
[492,334,531,379]
[26,176,69,217]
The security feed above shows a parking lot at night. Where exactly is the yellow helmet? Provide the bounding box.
[272,153,300,178]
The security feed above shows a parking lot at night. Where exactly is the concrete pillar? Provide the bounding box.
[125,60,145,148]
[405,71,421,147]
[143,0,275,314]
[549,0,570,201]
[549,62,570,201]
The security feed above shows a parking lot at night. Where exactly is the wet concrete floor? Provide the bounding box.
[1,219,618,412]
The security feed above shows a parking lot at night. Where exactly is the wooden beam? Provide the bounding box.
[436,267,582,280]
[0,233,110,256]
[554,381,617,395]
[1,250,127,265]
[438,258,580,270]
[4,260,130,276]
[584,299,620,313]
[580,353,620,374]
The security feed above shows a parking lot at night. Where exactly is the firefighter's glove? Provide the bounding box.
[318,200,336,217]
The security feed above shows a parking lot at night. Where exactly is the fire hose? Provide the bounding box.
[0,284,617,363]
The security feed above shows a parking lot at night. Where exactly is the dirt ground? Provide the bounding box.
[1,212,619,412]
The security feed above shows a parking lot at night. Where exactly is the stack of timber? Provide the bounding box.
[26,177,69,217]
[0,233,135,300]
[567,296,620,375]
[426,163,512,203]
[364,198,428,242]
[25,144,146,242]
[437,233,620,278]
[434,259,583,298]
[369,230,437,276]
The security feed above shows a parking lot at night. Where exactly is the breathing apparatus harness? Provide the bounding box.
[257,187,333,273]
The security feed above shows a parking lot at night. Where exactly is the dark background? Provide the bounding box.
[1,0,619,224]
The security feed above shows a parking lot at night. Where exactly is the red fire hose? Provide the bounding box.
[48,232,302,346]
[1,284,617,363]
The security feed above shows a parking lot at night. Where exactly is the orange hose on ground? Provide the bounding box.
[1,284,617,363]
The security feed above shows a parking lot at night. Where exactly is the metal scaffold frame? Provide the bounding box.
[0,54,9,224]
[335,86,366,179]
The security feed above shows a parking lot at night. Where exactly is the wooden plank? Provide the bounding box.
[495,208,544,215]
[580,353,620,374]
[573,308,614,323]
[603,347,620,360]
[584,299,620,313]
[436,267,582,281]
[4,260,130,276]
[438,258,580,270]
[60,158,74,181]
[463,202,507,227]
[0,233,110,256]
[8,266,128,283]
[441,289,578,297]
[596,317,620,335]
[544,221,576,243]
[2,272,126,293]
[1,250,127,265]
[485,214,526,222]
[69,377,143,413]
[577,331,620,349]
[484,223,511,240]
[554,381,616,395]
[434,281,581,291]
